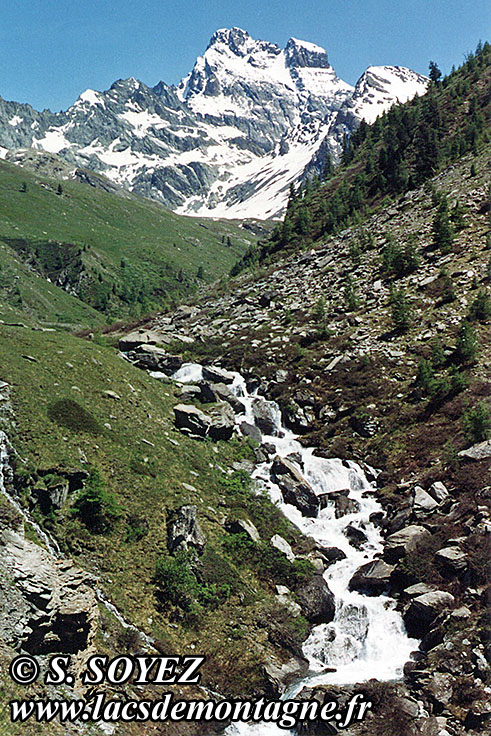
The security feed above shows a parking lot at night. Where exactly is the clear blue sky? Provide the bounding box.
[1,0,488,111]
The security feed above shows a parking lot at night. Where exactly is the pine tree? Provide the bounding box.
[391,288,412,331]
[344,276,359,311]
[454,320,478,364]
[432,201,454,252]
[429,61,442,83]
[322,155,333,180]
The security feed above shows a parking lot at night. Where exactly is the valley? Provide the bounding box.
[0,32,489,736]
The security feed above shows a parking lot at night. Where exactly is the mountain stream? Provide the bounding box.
[173,364,418,735]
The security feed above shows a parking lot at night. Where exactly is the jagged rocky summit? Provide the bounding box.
[0,28,428,218]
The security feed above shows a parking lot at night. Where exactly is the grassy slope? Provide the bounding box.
[0,324,307,700]
[0,158,259,327]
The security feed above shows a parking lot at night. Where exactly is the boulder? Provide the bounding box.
[334,495,360,518]
[271,456,319,518]
[263,655,309,696]
[317,546,347,565]
[384,525,431,563]
[428,481,449,503]
[435,547,468,576]
[271,534,295,561]
[202,365,235,385]
[167,505,206,556]
[127,348,182,374]
[199,381,245,414]
[344,523,368,549]
[225,518,260,543]
[412,486,439,516]
[118,329,162,352]
[240,421,262,444]
[179,385,202,401]
[252,398,280,436]
[173,402,235,441]
[404,591,455,638]
[458,439,491,461]
[349,559,395,595]
[296,575,335,624]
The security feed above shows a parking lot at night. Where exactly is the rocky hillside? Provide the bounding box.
[122,137,490,734]
[0,28,427,219]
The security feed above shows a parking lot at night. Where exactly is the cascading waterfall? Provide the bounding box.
[173,364,419,735]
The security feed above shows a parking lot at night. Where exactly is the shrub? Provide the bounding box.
[124,515,149,543]
[439,270,456,303]
[154,552,199,608]
[72,467,121,533]
[453,320,478,364]
[344,275,359,310]
[312,295,326,320]
[463,402,490,442]
[468,288,491,322]
[390,288,412,331]
[432,201,454,252]
[415,358,437,396]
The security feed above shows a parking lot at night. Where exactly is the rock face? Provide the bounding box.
[0,29,427,219]
[0,525,98,673]
[173,402,235,440]
[167,505,206,556]
[270,456,319,517]
[295,574,336,624]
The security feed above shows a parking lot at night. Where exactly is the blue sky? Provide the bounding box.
[1,0,488,111]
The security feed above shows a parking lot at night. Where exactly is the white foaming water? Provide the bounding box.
[173,364,418,735]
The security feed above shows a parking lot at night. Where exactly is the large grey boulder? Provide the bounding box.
[412,486,439,516]
[384,525,431,563]
[271,456,319,518]
[404,591,455,638]
[173,402,235,440]
[319,488,360,518]
[270,534,295,561]
[127,346,183,375]
[239,421,262,444]
[167,505,206,556]
[199,381,245,414]
[252,398,280,436]
[458,439,491,461]
[225,518,260,542]
[118,329,162,352]
[296,575,335,624]
[349,559,395,595]
[427,481,449,503]
[202,365,235,385]
[435,547,468,577]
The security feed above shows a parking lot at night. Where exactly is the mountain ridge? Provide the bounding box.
[0,28,428,219]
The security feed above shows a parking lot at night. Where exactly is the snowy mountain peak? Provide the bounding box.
[285,37,330,68]
[0,28,429,220]
[344,65,429,124]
